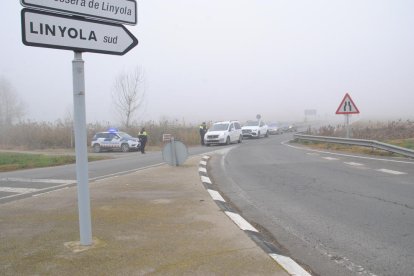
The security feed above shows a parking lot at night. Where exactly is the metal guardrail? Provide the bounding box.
[293,133,414,159]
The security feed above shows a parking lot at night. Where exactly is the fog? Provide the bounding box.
[1,0,413,126]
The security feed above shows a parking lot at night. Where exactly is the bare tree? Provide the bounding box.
[0,76,25,127]
[111,67,146,128]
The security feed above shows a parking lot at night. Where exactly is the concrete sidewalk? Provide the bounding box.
[0,155,288,275]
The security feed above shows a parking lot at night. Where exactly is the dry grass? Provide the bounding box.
[0,120,202,150]
[299,141,395,157]
[314,119,414,141]
[302,119,414,156]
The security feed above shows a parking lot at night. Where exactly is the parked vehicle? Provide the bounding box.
[242,120,269,138]
[287,124,297,132]
[204,121,243,146]
[268,123,283,135]
[91,129,140,153]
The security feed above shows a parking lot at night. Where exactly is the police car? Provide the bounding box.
[91,129,141,153]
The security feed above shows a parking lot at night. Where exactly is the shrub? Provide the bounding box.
[0,119,201,150]
[313,119,414,141]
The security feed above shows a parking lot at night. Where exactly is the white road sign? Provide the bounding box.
[21,0,137,25]
[21,9,138,55]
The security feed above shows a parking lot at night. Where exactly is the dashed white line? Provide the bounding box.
[207,189,225,202]
[200,175,212,184]
[270,254,312,276]
[0,187,39,194]
[344,162,364,166]
[224,211,258,232]
[202,155,210,160]
[199,160,207,166]
[376,169,406,175]
[323,157,339,161]
[200,155,312,276]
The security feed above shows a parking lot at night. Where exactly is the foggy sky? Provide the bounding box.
[1,0,414,126]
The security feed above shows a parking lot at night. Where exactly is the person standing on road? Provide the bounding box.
[138,128,148,154]
[199,122,207,145]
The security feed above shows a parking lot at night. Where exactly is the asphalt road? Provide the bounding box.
[0,145,213,204]
[2,137,414,276]
[209,134,414,276]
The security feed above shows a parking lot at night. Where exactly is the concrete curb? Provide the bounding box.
[198,155,312,276]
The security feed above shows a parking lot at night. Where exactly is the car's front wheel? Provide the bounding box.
[238,135,242,143]
[93,144,101,153]
[265,131,269,138]
[121,143,129,152]
[226,136,230,145]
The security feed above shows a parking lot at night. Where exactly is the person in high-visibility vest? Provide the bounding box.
[138,128,148,154]
[199,122,207,145]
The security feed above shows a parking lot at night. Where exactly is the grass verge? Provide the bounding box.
[387,138,414,150]
[0,152,109,172]
[294,141,398,157]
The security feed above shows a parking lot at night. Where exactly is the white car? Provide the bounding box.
[204,121,243,146]
[91,130,141,153]
[242,120,269,138]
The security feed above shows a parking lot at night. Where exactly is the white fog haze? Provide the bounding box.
[1,0,413,125]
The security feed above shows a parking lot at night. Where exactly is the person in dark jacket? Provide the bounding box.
[138,128,148,154]
[199,122,207,145]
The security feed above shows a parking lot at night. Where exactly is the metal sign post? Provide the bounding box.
[20,0,138,247]
[72,51,92,245]
[345,114,350,138]
[162,138,188,167]
[335,93,360,139]
[170,137,177,166]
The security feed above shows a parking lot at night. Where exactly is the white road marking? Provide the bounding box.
[0,178,75,184]
[200,175,212,184]
[33,187,69,197]
[283,140,414,164]
[376,169,407,175]
[0,187,39,194]
[199,160,207,166]
[198,167,207,173]
[323,157,339,161]
[344,162,364,166]
[270,254,312,276]
[89,162,165,182]
[306,152,319,156]
[207,189,225,202]
[202,155,210,160]
[0,181,78,201]
[0,163,167,202]
[224,211,258,232]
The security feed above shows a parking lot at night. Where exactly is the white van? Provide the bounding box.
[204,121,243,146]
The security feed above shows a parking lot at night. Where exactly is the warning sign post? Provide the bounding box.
[336,93,360,138]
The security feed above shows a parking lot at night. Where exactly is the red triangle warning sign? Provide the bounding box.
[336,93,360,114]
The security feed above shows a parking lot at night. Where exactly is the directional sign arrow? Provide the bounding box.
[21,0,137,25]
[21,9,138,56]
